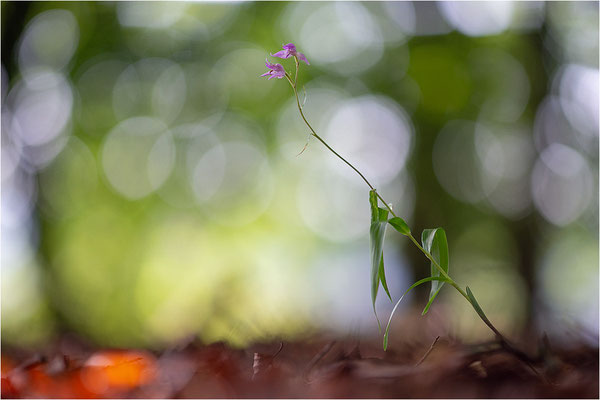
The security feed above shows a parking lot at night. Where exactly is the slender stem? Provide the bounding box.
[294,57,299,87]
[285,70,397,218]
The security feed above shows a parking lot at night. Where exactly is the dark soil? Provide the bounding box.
[2,334,598,398]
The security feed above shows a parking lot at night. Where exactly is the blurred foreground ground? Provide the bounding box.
[2,327,597,399]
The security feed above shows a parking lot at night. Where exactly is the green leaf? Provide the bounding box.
[466,286,493,327]
[420,228,449,315]
[369,190,379,221]
[383,276,450,350]
[421,287,442,315]
[378,256,391,302]
[369,191,392,330]
[388,217,411,236]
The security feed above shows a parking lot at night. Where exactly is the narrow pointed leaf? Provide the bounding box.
[369,190,390,329]
[388,217,411,236]
[420,228,449,315]
[378,256,392,302]
[369,190,379,222]
[466,286,493,327]
[421,287,442,315]
[383,276,450,350]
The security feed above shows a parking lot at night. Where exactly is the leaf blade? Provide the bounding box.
[420,228,449,315]
[421,287,442,315]
[388,217,411,236]
[378,256,392,302]
[466,286,493,327]
[369,190,379,222]
[369,191,390,329]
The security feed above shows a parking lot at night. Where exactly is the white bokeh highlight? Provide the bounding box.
[284,2,384,75]
[531,144,593,226]
[439,1,515,37]
[324,95,413,186]
[102,117,175,200]
[18,9,79,77]
[5,70,73,169]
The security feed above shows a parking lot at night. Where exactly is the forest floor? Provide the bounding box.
[1,331,598,398]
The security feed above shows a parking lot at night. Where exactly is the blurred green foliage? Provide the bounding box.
[1,1,598,349]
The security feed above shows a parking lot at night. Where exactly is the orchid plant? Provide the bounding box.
[261,43,534,361]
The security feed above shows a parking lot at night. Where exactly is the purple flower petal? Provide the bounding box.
[271,49,290,59]
[282,43,296,52]
[270,43,310,65]
[265,59,278,68]
[261,60,286,80]
[296,52,310,65]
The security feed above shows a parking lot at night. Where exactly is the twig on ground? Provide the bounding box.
[273,342,284,358]
[415,336,440,367]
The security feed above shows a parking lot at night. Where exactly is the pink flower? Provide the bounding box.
[271,43,310,65]
[260,59,286,80]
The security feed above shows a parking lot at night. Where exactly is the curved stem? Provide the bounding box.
[294,57,299,87]
[284,72,397,218]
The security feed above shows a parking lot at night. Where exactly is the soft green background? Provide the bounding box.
[1,1,598,349]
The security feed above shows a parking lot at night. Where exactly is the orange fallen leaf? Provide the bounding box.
[81,350,157,396]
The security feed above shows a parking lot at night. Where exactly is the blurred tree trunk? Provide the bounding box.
[1,1,30,76]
